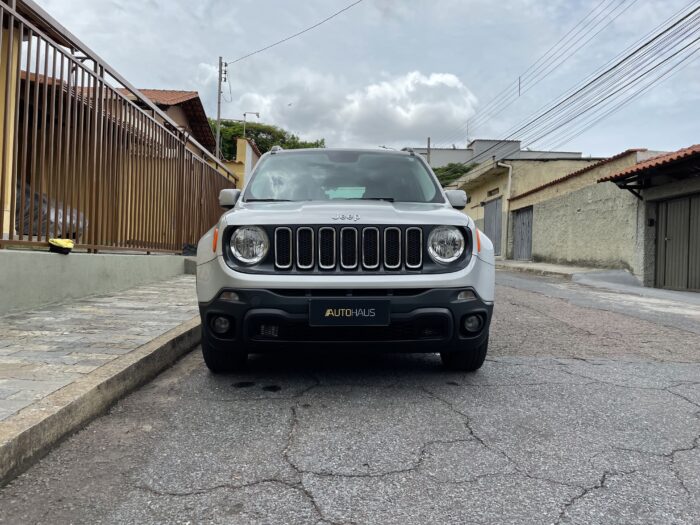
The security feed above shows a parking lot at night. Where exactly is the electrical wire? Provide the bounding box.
[444,6,700,185]
[541,45,700,152]
[483,7,696,157]
[225,0,364,66]
[510,17,700,147]
[465,0,640,138]
[433,0,637,148]
[445,1,699,156]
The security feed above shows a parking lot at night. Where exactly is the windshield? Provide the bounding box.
[244,150,444,203]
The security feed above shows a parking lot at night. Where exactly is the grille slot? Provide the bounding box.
[340,227,359,269]
[318,227,336,269]
[362,227,380,269]
[274,228,292,269]
[296,227,314,269]
[405,227,423,269]
[270,225,437,272]
[384,227,401,269]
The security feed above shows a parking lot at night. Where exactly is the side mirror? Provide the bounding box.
[445,189,468,210]
[219,188,241,209]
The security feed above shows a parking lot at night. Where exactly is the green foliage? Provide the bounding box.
[209,119,325,160]
[433,162,476,187]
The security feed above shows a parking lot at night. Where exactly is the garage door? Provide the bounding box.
[483,198,502,256]
[656,194,700,291]
[513,207,533,260]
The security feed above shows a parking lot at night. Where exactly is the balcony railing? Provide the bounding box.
[0,0,237,253]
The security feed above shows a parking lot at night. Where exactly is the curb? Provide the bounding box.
[495,263,577,280]
[0,317,201,486]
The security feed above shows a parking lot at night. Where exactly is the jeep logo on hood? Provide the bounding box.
[332,213,360,221]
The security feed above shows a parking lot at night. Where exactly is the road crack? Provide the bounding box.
[554,469,637,524]
[419,386,583,491]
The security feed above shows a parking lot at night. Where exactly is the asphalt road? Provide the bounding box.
[1,271,699,524]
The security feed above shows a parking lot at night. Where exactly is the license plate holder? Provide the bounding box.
[309,299,390,327]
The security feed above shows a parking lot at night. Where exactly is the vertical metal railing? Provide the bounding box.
[0,0,236,253]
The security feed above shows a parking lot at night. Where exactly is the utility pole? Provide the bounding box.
[243,111,260,139]
[427,137,431,166]
[215,56,223,159]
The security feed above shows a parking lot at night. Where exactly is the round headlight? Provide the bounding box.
[428,226,465,263]
[230,226,269,265]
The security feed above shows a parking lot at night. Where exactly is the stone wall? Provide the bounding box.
[530,182,641,273]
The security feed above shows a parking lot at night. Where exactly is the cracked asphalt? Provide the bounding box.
[1,271,699,524]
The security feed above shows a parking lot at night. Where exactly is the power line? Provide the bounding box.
[543,49,700,152]
[510,17,700,147]
[225,0,364,66]
[452,1,698,153]
[444,5,700,184]
[525,35,700,147]
[215,1,364,157]
[497,7,699,148]
[439,0,642,148]
[505,0,698,139]
[434,0,636,148]
[459,48,699,184]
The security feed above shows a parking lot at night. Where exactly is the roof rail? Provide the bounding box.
[270,145,284,154]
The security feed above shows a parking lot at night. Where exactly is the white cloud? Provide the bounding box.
[228,69,477,148]
[33,0,700,156]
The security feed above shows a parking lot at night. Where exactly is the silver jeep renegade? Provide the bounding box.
[196,148,495,373]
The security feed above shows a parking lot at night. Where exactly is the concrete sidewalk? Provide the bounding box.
[496,260,700,306]
[495,259,597,278]
[0,275,200,483]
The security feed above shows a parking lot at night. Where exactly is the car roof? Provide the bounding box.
[270,147,415,156]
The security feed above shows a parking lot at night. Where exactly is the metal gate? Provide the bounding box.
[656,194,700,291]
[483,198,502,256]
[513,207,533,260]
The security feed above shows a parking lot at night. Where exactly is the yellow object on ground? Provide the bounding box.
[48,238,74,255]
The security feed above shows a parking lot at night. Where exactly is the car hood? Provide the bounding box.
[223,200,474,228]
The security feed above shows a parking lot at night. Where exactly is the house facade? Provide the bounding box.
[455,156,601,257]
[116,89,217,154]
[507,149,661,271]
[0,0,236,251]
[222,137,261,188]
[408,139,582,168]
[601,145,700,291]
[459,142,699,292]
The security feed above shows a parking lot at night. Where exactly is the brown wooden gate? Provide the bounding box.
[656,194,700,291]
[513,206,533,261]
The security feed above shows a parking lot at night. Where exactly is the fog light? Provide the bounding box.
[211,316,230,334]
[463,314,483,333]
[219,291,240,301]
[457,290,476,301]
[260,324,279,338]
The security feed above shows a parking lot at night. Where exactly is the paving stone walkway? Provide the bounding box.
[0,276,197,421]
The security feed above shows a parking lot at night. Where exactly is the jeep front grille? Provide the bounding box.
[274,225,423,272]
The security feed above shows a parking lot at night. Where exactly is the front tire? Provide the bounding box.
[202,340,247,374]
[440,337,488,372]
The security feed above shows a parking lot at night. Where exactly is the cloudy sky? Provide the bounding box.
[36,0,699,156]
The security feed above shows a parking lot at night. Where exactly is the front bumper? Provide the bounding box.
[199,288,493,353]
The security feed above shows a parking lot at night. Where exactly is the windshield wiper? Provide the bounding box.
[245,198,292,202]
[346,197,395,202]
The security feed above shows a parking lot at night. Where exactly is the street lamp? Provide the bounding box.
[243,112,260,138]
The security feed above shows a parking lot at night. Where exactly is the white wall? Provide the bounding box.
[0,251,186,315]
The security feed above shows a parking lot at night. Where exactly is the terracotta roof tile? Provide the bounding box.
[244,138,262,158]
[509,149,644,202]
[598,144,700,182]
[116,88,199,106]
[116,88,216,153]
